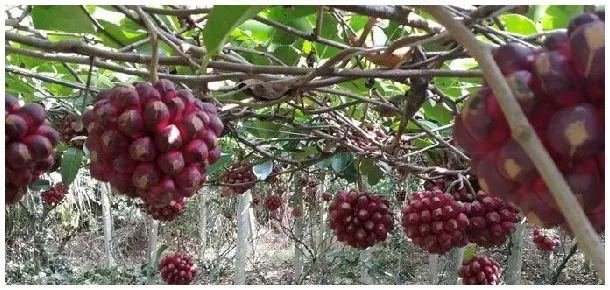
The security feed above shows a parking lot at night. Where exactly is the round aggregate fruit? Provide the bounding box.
[41,183,68,206]
[322,193,332,202]
[306,179,318,197]
[458,255,502,285]
[329,189,395,249]
[292,207,303,217]
[220,163,256,195]
[464,191,520,248]
[60,114,86,148]
[264,195,282,211]
[533,228,561,252]
[158,252,197,285]
[144,197,185,222]
[82,80,223,208]
[452,11,605,232]
[401,190,469,254]
[6,95,60,204]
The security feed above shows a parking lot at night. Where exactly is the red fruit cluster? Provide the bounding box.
[305,179,317,197]
[82,80,223,209]
[322,192,332,202]
[329,189,394,249]
[6,95,60,204]
[60,114,86,148]
[401,190,470,254]
[41,183,68,206]
[533,228,561,252]
[264,195,282,211]
[452,12,605,232]
[158,252,197,285]
[458,255,502,285]
[221,163,256,196]
[144,197,185,222]
[464,191,520,247]
[292,207,303,217]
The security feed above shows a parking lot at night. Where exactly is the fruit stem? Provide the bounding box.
[421,6,605,281]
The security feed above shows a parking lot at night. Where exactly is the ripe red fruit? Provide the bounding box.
[401,190,469,254]
[330,189,395,249]
[59,114,86,149]
[463,191,520,248]
[144,197,185,222]
[292,207,303,217]
[452,12,605,233]
[158,252,197,285]
[220,163,257,195]
[322,193,332,201]
[5,95,59,204]
[41,183,68,206]
[264,195,282,211]
[533,228,561,252]
[458,255,502,285]
[83,80,223,207]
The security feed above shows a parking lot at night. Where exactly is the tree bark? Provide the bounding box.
[101,182,114,267]
[235,189,252,285]
[505,218,525,284]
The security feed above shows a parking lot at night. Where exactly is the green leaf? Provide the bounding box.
[253,160,274,180]
[422,100,453,125]
[499,14,539,35]
[151,244,169,269]
[203,6,267,59]
[207,151,233,176]
[541,6,584,31]
[463,244,476,261]
[61,148,84,186]
[331,152,353,173]
[360,159,383,186]
[29,179,52,192]
[271,18,312,45]
[31,6,96,34]
[273,45,300,66]
[349,15,369,32]
[267,6,317,21]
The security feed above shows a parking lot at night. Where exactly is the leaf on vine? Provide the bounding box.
[61,147,84,186]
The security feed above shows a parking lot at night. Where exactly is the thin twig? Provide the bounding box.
[134,6,159,83]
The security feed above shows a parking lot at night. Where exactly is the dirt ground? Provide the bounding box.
[58,216,603,285]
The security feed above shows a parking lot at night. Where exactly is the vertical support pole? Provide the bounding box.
[235,189,252,285]
[199,189,208,261]
[146,214,158,284]
[428,254,439,284]
[360,247,374,284]
[442,247,465,284]
[101,182,114,267]
[292,174,304,284]
[505,217,525,284]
